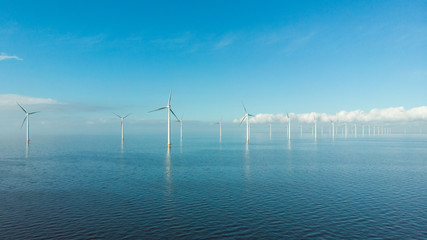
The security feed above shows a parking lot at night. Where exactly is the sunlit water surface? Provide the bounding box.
[1,134,427,239]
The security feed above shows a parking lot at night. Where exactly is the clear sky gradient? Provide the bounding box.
[1,0,426,135]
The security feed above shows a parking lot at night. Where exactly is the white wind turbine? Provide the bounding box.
[240,104,254,143]
[287,113,291,141]
[331,121,335,138]
[113,113,131,142]
[177,114,184,140]
[314,116,317,139]
[216,119,222,140]
[17,103,40,144]
[149,89,179,148]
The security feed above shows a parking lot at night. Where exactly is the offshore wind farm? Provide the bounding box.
[1,1,427,239]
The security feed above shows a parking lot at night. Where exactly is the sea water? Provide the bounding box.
[1,134,426,239]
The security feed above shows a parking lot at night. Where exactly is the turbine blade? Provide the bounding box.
[148,106,168,113]
[239,115,247,126]
[169,108,179,121]
[112,112,122,118]
[21,116,27,128]
[248,114,254,117]
[242,104,247,114]
[29,111,40,115]
[168,89,172,105]
[17,103,27,113]
[124,113,132,118]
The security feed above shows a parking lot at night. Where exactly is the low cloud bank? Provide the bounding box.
[0,53,22,61]
[234,106,427,124]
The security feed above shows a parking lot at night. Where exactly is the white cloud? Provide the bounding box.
[0,94,60,106]
[234,106,427,124]
[214,34,238,50]
[0,53,22,61]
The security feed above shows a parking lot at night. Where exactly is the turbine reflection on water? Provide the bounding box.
[165,148,172,195]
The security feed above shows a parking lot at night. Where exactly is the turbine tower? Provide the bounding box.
[331,121,335,138]
[177,114,184,140]
[216,119,222,140]
[113,113,131,142]
[17,103,39,144]
[240,104,254,143]
[287,113,291,141]
[149,89,179,148]
[314,117,317,139]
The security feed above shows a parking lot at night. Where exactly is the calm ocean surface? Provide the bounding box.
[1,133,427,239]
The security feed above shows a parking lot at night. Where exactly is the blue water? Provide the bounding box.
[1,134,427,239]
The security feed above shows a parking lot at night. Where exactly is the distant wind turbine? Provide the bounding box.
[314,117,317,139]
[177,114,184,140]
[240,104,254,143]
[113,113,131,142]
[149,89,179,148]
[17,103,39,144]
[287,113,291,141]
[216,119,222,140]
[331,121,335,138]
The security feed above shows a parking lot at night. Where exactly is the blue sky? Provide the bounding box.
[0,0,426,135]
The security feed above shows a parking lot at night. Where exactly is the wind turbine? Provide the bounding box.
[269,123,272,139]
[216,119,222,140]
[113,113,131,142]
[240,104,254,143]
[287,113,291,141]
[17,103,39,144]
[314,117,317,139]
[331,121,335,138]
[149,89,179,148]
[177,114,183,140]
